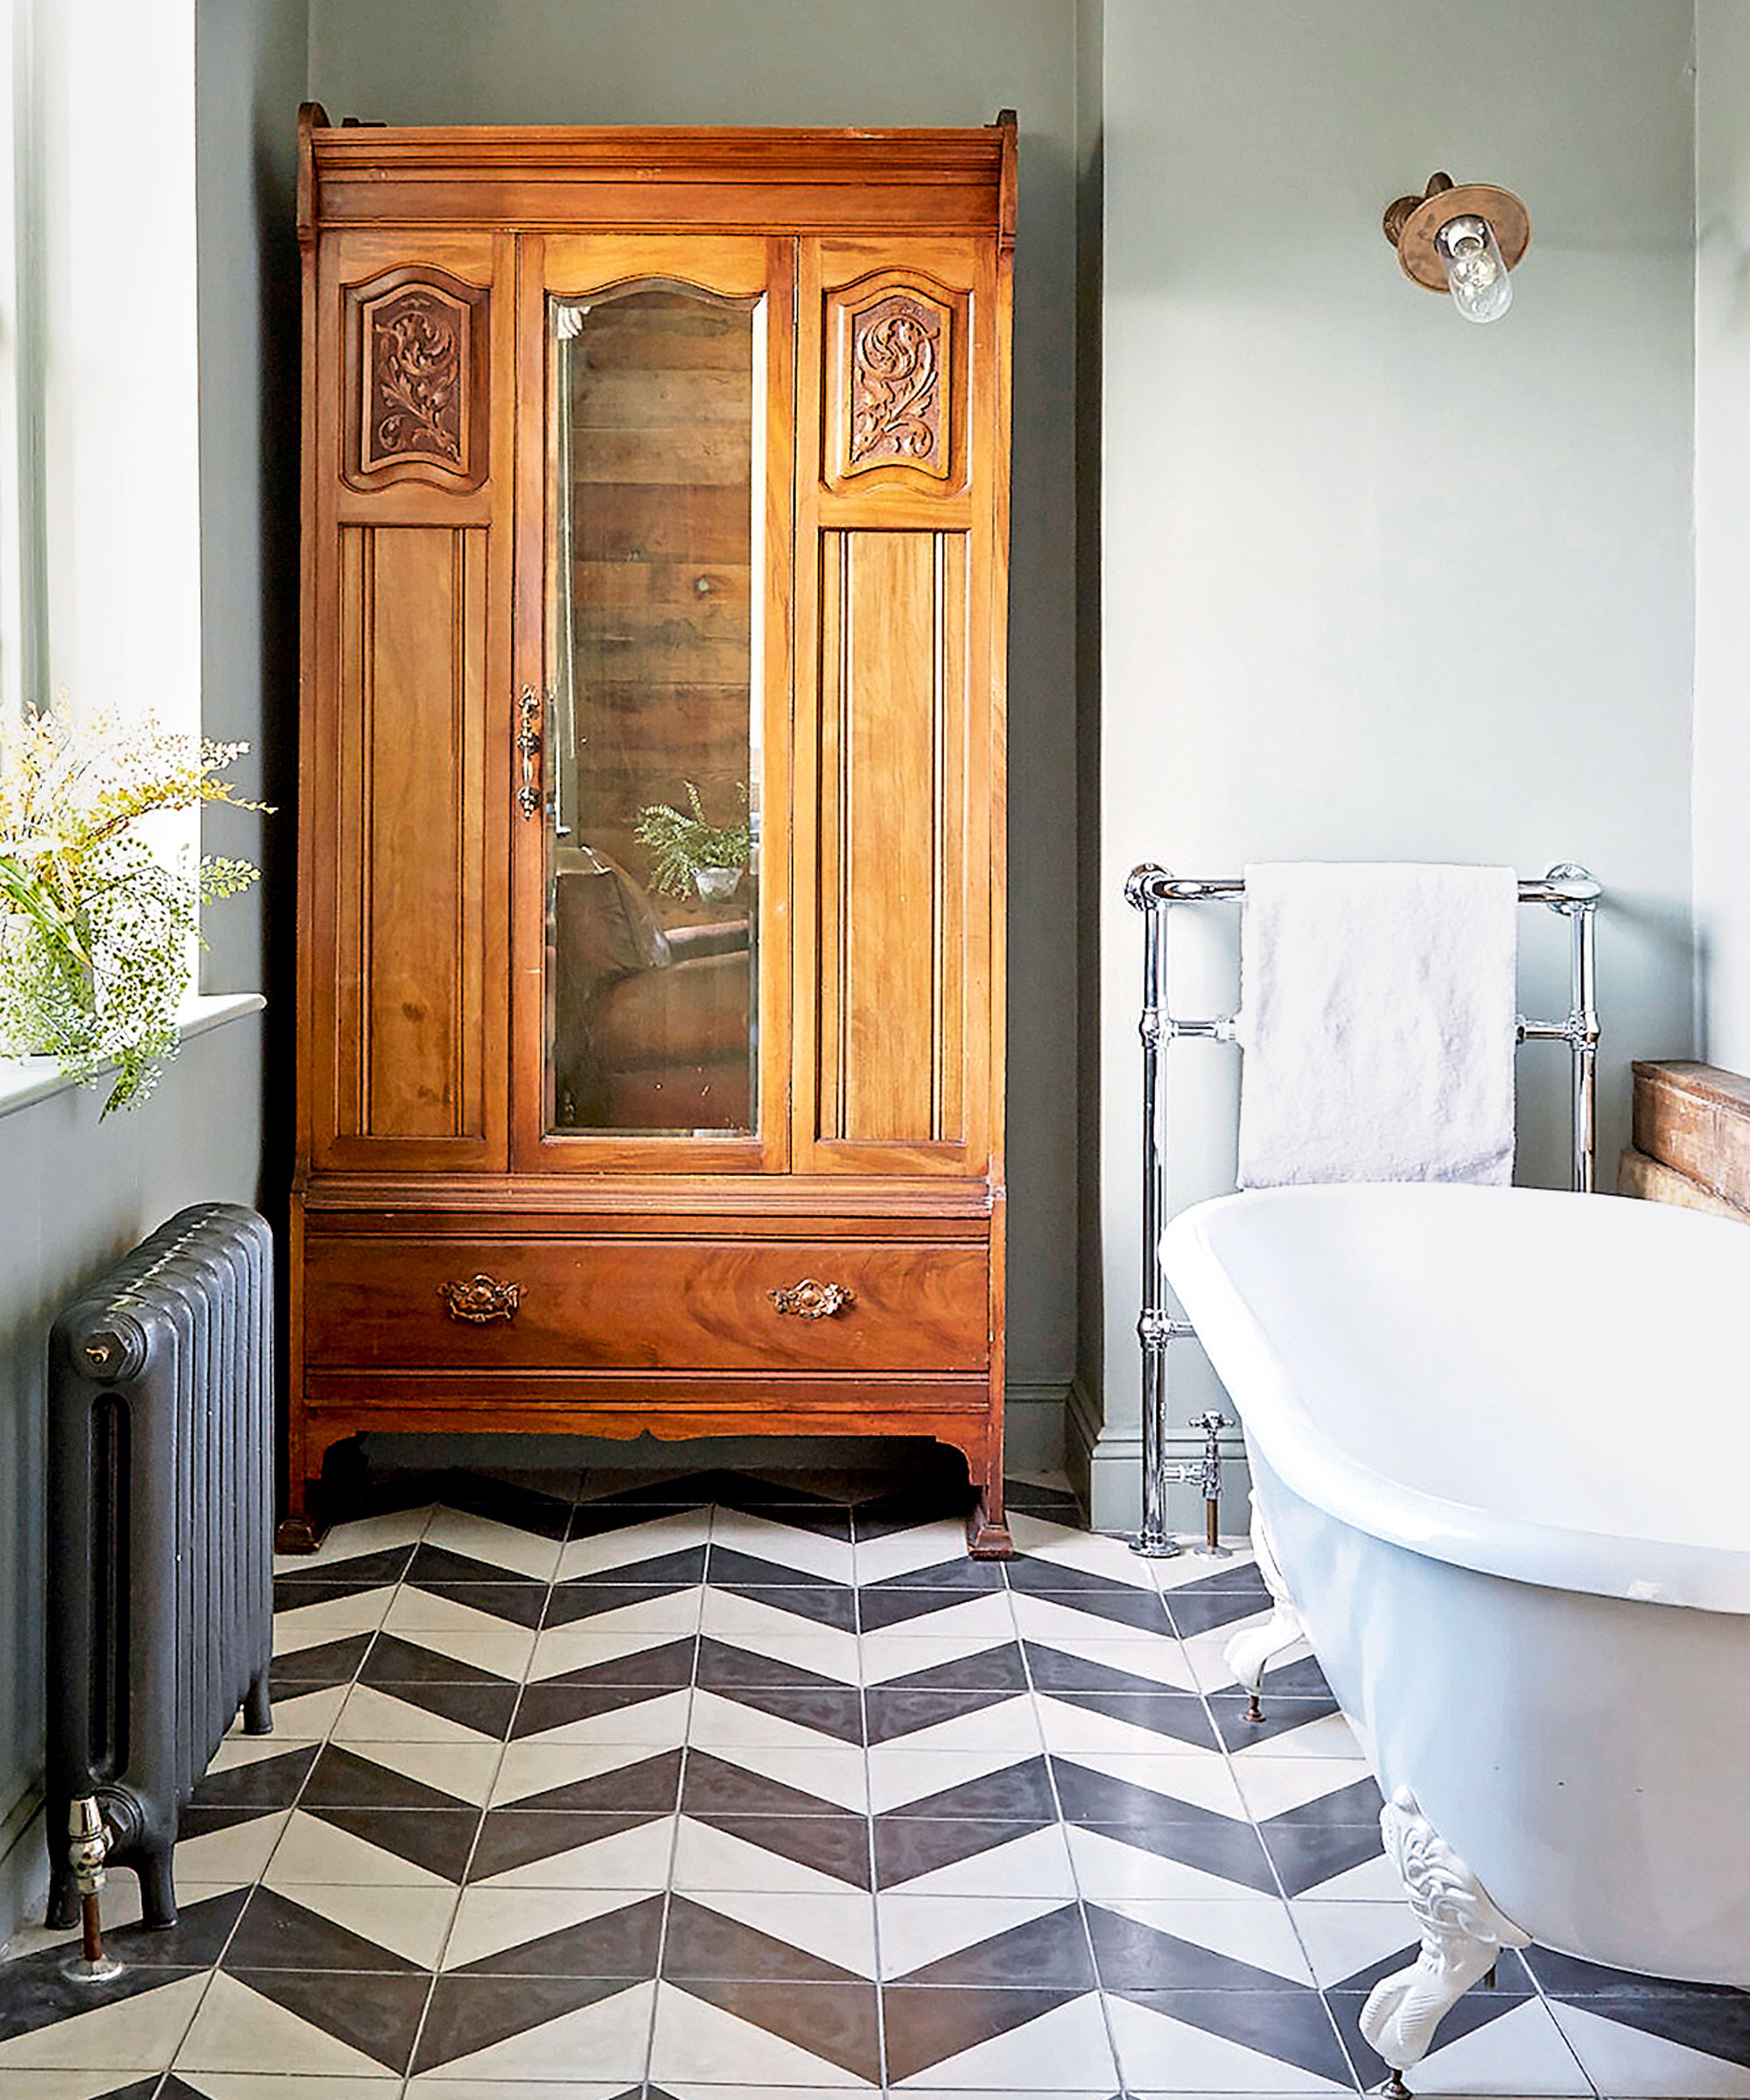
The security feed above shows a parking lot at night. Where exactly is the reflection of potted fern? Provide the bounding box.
[0,704,263,1113]
[634,782,752,901]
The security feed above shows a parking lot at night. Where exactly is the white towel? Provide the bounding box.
[1234,862,1520,1189]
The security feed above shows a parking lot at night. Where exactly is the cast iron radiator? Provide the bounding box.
[45,1203,275,1930]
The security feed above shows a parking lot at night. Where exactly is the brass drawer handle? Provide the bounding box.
[769,1278,855,1320]
[439,1273,522,1323]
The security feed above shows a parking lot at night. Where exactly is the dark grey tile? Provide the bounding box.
[711,1582,857,1633]
[1522,1948,1750,2068]
[858,1587,995,1632]
[892,1901,1095,1990]
[1046,1688,1220,1752]
[359,1630,521,1689]
[680,1753,847,1818]
[512,1681,686,1740]
[1023,1642,1181,1699]
[1063,1811,1278,1896]
[274,1544,415,1587]
[269,1631,374,1690]
[537,1636,696,1690]
[864,1685,1017,1745]
[188,1743,318,1813]
[405,1578,549,1628]
[863,1554,1004,1593]
[1116,1986,1355,2088]
[404,1543,548,1586]
[97,1886,248,1968]
[302,1744,474,1812]
[0,1951,206,2046]
[874,1817,1050,1889]
[882,1756,1057,1822]
[230,1964,431,2070]
[1089,1901,1311,1992]
[560,1545,708,1587]
[414,1973,643,2073]
[371,1675,520,1740]
[695,1682,864,1744]
[874,1642,1029,1693]
[468,1809,664,1881]
[881,1983,1084,2082]
[309,1806,481,1881]
[224,1886,423,1973]
[707,1545,847,1589]
[436,1469,574,1538]
[1256,1819,1385,1898]
[661,1894,862,1984]
[455,1893,666,1978]
[696,1636,846,1692]
[670,1977,880,2082]
[694,1810,874,1889]
[1208,1688,1339,1751]
[510,1746,683,1816]
[542,1581,703,1630]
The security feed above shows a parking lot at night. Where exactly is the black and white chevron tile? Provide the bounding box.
[2,1458,1745,2097]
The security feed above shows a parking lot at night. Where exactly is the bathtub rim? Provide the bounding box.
[1161,1182,1750,1616]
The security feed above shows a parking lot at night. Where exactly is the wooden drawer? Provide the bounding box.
[302,1231,989,1374]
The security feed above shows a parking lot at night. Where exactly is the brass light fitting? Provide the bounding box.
[1383,172,1531,323]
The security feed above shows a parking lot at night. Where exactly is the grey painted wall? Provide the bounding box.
[1695,2,1750,1074]
[1082,0,1698,1527]
[0,1023,266,1945]
[307,0,1086,1445]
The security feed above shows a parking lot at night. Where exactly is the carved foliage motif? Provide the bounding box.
[368,287,466,468]
[849,294,948,473]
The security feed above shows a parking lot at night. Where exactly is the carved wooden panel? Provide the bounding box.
[813,529,968,1153]
[333,525,488,1144]
[344,267,490,491]
[824,271,968,491]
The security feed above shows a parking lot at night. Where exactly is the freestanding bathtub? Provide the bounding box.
[1161,1181,1750,2083]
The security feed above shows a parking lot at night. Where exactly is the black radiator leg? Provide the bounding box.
[137,1845,178,1930]
[45,1860,77,1931]
[242,1670,274,1737]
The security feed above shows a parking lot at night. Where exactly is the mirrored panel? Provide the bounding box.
[545,282,764,1136]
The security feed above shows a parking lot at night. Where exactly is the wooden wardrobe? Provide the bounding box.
[284,107,1015,1554]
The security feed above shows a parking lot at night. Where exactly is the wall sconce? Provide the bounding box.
[1383,172,1530,324]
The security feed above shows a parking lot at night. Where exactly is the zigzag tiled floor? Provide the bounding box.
[4,1460,1747,2098]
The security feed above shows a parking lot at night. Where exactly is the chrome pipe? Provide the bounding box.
[1126,865,1183,1558]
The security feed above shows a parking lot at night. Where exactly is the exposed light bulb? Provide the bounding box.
[1435,214,1513,324]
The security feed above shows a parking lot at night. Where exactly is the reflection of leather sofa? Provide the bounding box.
[552,846,750,1130]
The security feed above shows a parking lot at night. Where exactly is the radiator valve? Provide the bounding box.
[64,1796,122,1981]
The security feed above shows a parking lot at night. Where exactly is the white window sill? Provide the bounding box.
[0,992,265,1122]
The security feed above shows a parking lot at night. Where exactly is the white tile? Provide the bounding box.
[208,1732,320,1777]
[489,1739,672,1806]
[1067,1826,1277,1905]
[271,1588,397,1653]
[378,1622,536,1680]
[682,1886,878,1978]
[648,1978,871,2088]
[892,1988,1117,2091]
[474,1814,678,1891]
[876,1892,1076,1979]
[853,1518,984,1586]
[1180,1618,1313,1693]
[1034,1693,1200,1760]
[542,1588,704,1640]
[707,1509,854,1583]
[0,1971,210,2071]
[382,1586,544,1643]
[273,1508,430,1574]
[858,1631,1018,1687]
[421,1508,565,1580]
[441,1884,662,1969]
[1230,1756,1380,1824]
[868,1591,1018,1642]
[334,1738,501,1806]
[1228,1711,1365,1760]
[1395,1995,1592,2095]
[513,1685,692,1748]
[230,1684,349,1740]
[867,1693,1042,1759]
[413,1977,654,2082]
[526,1621,691,1683]
[266,1880,459,1967]
[882,1824,1078,1900]
[333,1683,505,1746]
[1286,1849,1408,1904]
[687,1687,848,1753]
[699,1740,870,1812]
[175,1973,387,2078]
[1549,1998,1750,2097]
[1050,1745,1250,1820]
[1103,1992,1351,2093]
[699,1590,859,1677]
[1009,1511,1166,1589]
[1087,1893,1313,1984]
[411,2085,631,2099]
[181,1810,297,1886]
[1148,1545,1258,1592]
[1009,1592,1178,1650]
[265,1809,458,1888]
[671,1816,863,1897]
[1287,1899,1418,1987]
[555,1508,710,1579]
[178,2077,402,2097]
[866,1746,1043,1816]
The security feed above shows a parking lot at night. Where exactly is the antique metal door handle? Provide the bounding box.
[439,1274,522,1323]
[515,687,541,818]
[768,1279,855,1320]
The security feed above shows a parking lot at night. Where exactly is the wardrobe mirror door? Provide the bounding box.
[543,282,764,1138]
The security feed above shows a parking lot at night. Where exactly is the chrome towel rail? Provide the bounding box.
[1124,861,1600,1559]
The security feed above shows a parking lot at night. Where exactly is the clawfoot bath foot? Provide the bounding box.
[1361,1786,1531,2094]
[1222,1493,1305,1721]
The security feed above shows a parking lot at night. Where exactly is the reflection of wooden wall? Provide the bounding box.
[568,294,752,903]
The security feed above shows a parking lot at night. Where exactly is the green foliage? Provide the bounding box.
[0,706,264,1115]
[633,780,752,899]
